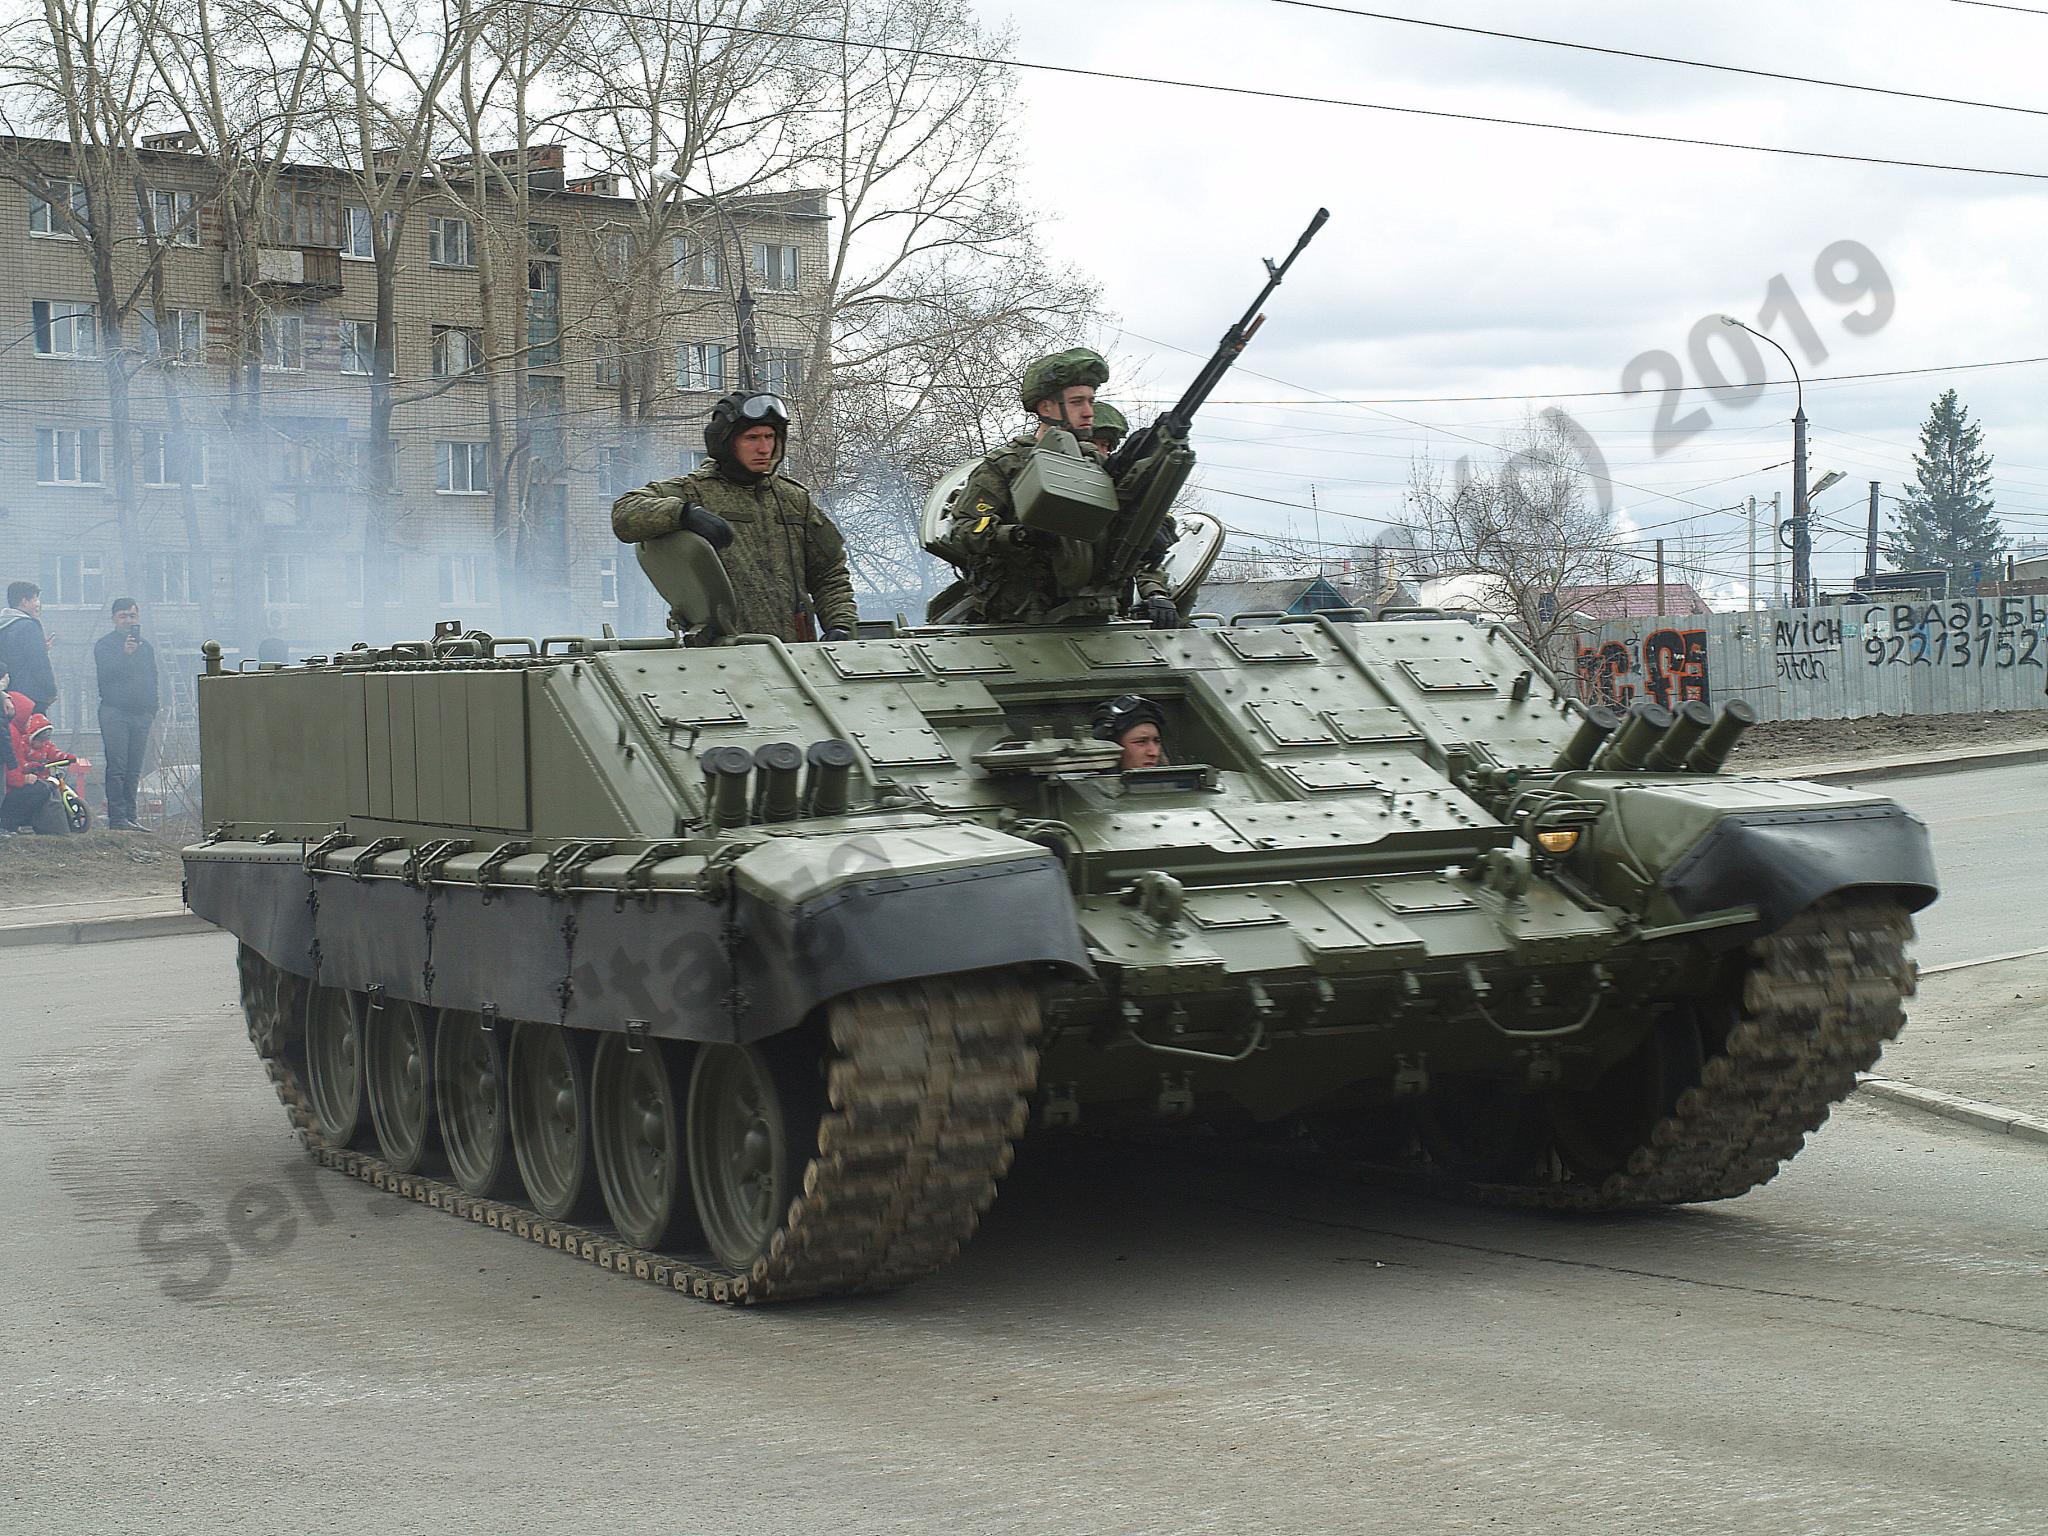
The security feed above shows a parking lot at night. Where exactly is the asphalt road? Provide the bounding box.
[1861,760,2048,968]
[4,932,2045,1535]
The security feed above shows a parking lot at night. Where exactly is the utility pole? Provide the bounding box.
[1747,494,1757,611]
[1655,538,1666,617]
[1865,480,1881,586]
[1771,492,1782,608]
[1724,316,1810,606]
[1791,402,1811,607]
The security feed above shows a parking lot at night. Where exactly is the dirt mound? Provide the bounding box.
[1728,708,2048,771]
[0,827,183,904]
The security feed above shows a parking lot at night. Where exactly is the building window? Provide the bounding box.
[593,340,621,389]
[343,204,373,259]
[264,553,308,605]
[36,427,102,485]
[762,346,804,398]
[676,341,725,393]
[139,188,199,246]
[340,318,376,376]
[749,242,798,291]
[439,553,490,605]
[32,300,98,359]
[38,553,105,608]
[528,222,559,258]
[29,180,88,237]
[427,215,475,269]
[147,551,194,606]
[670,236,721,291]
[599,556,619,608]
[527,261,560,365]
[338,553,365,606]
[596,227,632,282]
[259,312,304,371]
[435,440,489,494]
[597,446,629,498]
[140,430,207,487]
[431,324,484,379]
[139,307,204,366]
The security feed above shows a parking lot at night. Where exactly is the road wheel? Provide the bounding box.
[509,1021,599,1222]
[1550,1007,1708,1182]
[591,1033,699,1252]
[302,986,367,1147]
[365,1001,435,1173]
[686,1040,820,1273]
[435,1009,520,1198]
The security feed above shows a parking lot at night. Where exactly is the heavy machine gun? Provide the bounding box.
[1087,206,1329,603]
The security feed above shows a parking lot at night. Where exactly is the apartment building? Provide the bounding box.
[0,136,830,732]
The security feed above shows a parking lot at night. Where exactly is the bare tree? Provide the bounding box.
[773,0,1101,601]
[0,0,188,596]
[143,0,325,641]
[295,0,466,604]
[1402,411,1622,663]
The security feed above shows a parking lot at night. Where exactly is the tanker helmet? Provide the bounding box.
[1091,693,1165,744]
[1090,400,1128,445]
[704,390,791,462]
[1020,348,1109,412]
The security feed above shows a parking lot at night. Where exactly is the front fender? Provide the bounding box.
[1569,775,1938,936]
[1659,802,1937,932]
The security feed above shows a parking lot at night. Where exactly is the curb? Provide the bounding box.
[1772,740,2048,786]
[1921,943,2048,977]
[1856,1075,2048,1148]
[0,909,211,950]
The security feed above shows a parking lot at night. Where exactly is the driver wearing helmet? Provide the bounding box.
[1092,694,1168,772]
[612,391,858,643]
[930,350,1175,628]
[1089,400,1129,456]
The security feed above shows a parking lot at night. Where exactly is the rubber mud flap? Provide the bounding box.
[1659,804,1937,937]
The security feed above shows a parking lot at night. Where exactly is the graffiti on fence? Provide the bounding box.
[1575,627,1710,709]
[1857,599,2048,670]
[1775,613,1839,683]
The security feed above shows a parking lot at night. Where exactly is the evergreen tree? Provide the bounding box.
[1885,389,2003,586]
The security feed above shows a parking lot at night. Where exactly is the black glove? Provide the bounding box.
[676,500,734,551]
[1007,523,1057,550]
[821,626,851,642]
[1144,594,1179,630]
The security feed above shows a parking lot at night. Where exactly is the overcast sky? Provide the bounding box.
[967,0,2048,600]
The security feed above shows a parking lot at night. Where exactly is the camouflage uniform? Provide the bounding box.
[929,437,1170,623]
[613,462,857,643]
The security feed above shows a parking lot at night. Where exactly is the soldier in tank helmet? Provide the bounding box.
[931,352,1175,627]
[1092,693,1167,771]
[612,390,858,643]
[1089,400,1128,457]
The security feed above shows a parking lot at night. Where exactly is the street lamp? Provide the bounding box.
[1722,315,1811,607]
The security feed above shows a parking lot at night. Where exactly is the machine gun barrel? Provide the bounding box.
[1159,205,1328,438]
[1097,208,1328,594]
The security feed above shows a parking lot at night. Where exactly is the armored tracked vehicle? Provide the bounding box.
[188,216,1936,1302]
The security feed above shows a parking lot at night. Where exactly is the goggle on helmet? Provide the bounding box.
[1091,693,1165,743]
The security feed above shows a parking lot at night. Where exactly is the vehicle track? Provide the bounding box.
[237,946,1040,1304]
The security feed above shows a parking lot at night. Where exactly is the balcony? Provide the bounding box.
[241,246,343,299]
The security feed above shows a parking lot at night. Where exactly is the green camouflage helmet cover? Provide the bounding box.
[1020,348,1109,411]
[1090,400,1129,441]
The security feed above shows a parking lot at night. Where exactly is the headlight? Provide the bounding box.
[1535,828,1580,855]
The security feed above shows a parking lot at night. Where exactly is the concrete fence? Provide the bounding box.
[1570,596,2048,722]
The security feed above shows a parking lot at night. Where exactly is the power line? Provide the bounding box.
[1274,1,2048,118]
[498,0,2048,184]
[1951,1,2048,14]
[1120,351,2048,407]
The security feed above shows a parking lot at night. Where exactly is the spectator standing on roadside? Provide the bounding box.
[93,597,157,832]
[0,581,56,713]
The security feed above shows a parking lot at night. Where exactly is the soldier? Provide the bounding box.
[1092,694,1167,771]
[612,391,858,643]
[931,351,1176,627]
[1089,400,1128,458]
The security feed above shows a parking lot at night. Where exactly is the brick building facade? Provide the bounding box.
[0,136,829,737]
